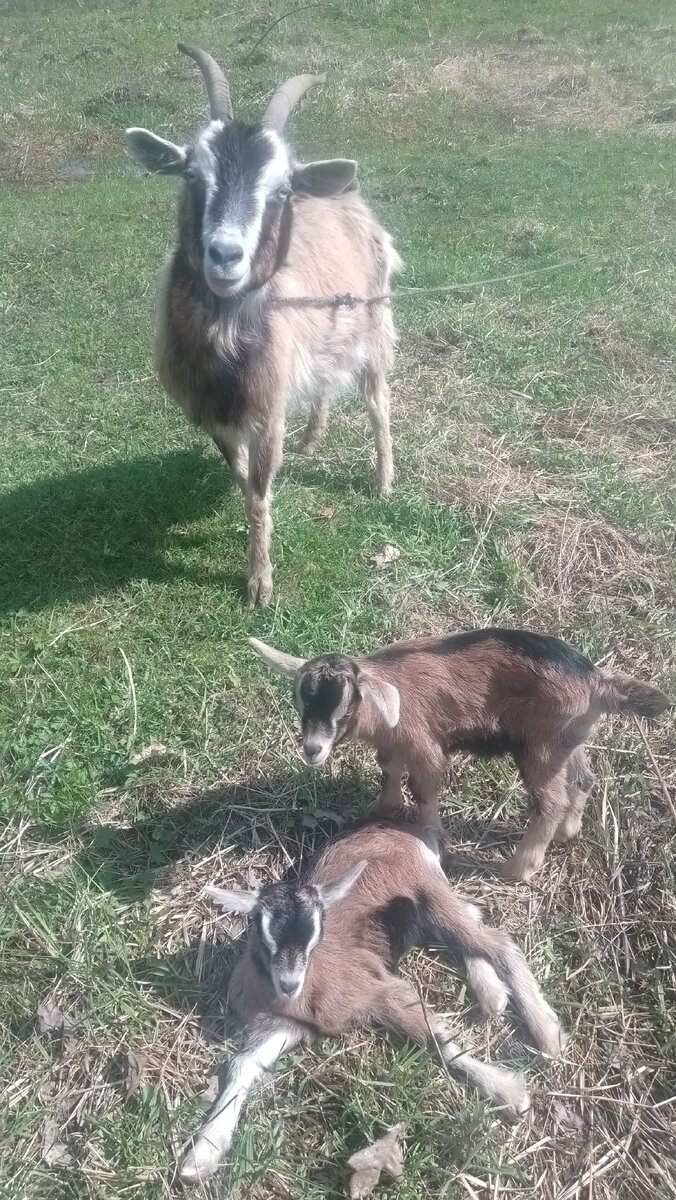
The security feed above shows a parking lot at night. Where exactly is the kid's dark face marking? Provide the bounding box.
[255,885,323,1000]
[294,658,357,765]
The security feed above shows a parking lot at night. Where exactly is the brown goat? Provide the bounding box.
[126,46,399,605]
[180,821,565,1181]
[250,628,670,880]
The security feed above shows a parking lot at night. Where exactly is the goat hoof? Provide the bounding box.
[180,1140,222,1182]
[247,570,273,607]
[494,859,534,883]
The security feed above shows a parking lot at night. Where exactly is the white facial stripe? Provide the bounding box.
[194,126,219,193]
[305,907,322,954]
[333,678,352,721]
[260,909,277,955]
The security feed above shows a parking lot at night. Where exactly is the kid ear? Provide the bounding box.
[318,860,367,907]
[204,884,260,914]
[356,669,400,728]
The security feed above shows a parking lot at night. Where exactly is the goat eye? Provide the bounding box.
[184,167,198,183]
[275,183,291,201]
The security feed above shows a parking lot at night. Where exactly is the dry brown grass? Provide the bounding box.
[433,34,676,132]
[515,509,674,620]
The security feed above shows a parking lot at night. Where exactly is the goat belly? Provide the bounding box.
[444,731,520,758]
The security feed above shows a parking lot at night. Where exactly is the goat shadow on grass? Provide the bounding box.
[74,772,371,902]
[0,448,247,615]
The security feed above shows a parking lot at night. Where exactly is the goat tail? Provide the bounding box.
[595,670,670,719]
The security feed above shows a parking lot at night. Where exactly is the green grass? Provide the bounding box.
[1,0,675,1197]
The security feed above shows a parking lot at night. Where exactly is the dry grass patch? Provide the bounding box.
[434,33,676,132]
[515,509,672,619]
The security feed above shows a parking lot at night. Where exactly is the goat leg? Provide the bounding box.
[246,424,284,606]
[212,424,249,493]
[298,397,329,455]
[373,751,405,816]
[554,748,595,843]
[362,366,394,495]
[372,976,529,1117]
[501,758,570,880]
[407,755,446,828]
[180,1020,304,1181]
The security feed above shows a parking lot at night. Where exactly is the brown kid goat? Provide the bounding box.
[180,821,565,1181]
[125,45,399,606]
[250,628,669,880]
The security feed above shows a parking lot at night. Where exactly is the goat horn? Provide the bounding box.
[262,73,326,131]
[178,43,233,121]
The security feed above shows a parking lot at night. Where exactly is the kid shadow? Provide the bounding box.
[76,772,371,902]
[0,448,244,615]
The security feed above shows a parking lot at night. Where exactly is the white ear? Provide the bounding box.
[357,670,400,729]
[125,127,188,175]
[204,884,260,914]
[318,860,367,908]
[248,637,306,678]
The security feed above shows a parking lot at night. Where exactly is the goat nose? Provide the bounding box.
[278,978,298,996]
[207,237,245,269]
[304,742,322,762]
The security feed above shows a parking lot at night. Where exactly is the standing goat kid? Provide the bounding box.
[181,822,564,1182]
[125,45,399,605]
[250,628,670,879]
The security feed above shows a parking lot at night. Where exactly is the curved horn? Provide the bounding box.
[178,43,233,121]
[262,72,326,131]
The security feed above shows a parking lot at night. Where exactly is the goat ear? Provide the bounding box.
[125,127,188,175]
[291,159,358,197]
[357,669,400,729]
[318,860,367,908]
[204,884,260,914]
[248,637,306,678]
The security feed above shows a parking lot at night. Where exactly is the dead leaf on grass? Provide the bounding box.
[130,742,170,765]
[369,544,400,570]
[125,1050,145,1095]
[42,1117,73,1168]
[315,505,335,519]
[347,1123,405,1198]
[552,1100,585,1131]
[202,1074,220,1102]
[37,999,77,1037]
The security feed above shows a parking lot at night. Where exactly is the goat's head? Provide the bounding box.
[249,638,400,766]
[205,862,366,1000]
[125,44,358,298]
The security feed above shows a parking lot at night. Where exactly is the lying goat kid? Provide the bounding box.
[181,822,564,1181]
[126,46,399,605]
[250,629,669,879]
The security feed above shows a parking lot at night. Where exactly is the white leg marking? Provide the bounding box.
[180,1026,297,1181]
[465,956,510,1017]
[434,1022,530,1116]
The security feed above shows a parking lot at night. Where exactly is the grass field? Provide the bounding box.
[1,0,675,1196]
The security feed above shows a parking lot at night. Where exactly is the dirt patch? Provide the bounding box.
[434,38,676,132]
[0,127,116,187]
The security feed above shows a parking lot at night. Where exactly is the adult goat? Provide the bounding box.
[125,45,400,604]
